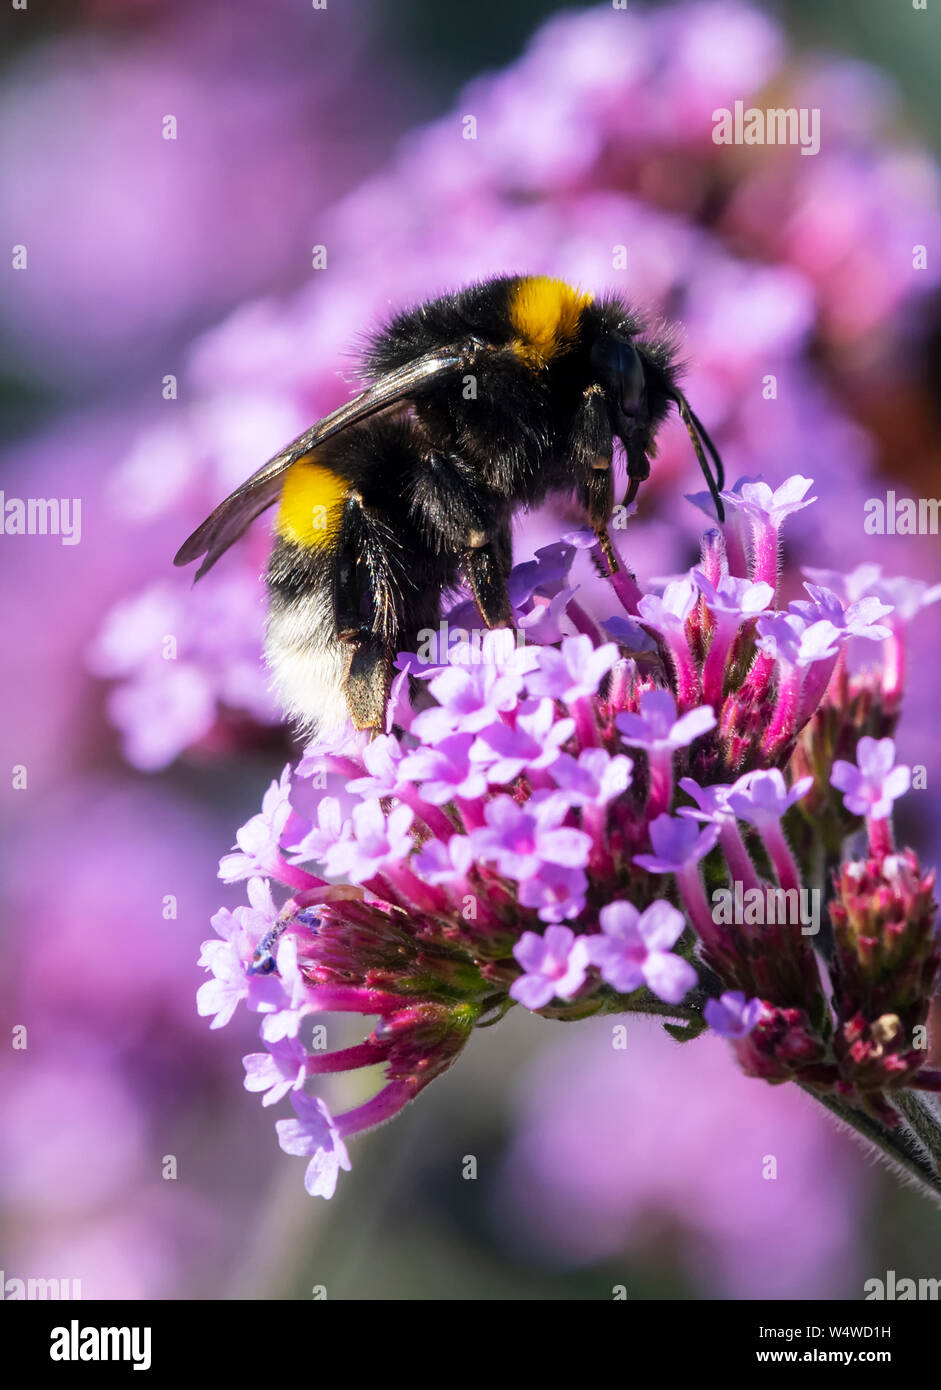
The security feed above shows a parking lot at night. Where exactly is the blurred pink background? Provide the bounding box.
[1,0,940,1299]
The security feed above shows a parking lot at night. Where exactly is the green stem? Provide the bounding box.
[553,983,941,1208]
[600,987,711,1025]
[895,1090,941,1181]
[800,1085,941,1207]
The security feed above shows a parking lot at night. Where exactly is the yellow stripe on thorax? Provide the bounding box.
[275,456,348,548]
[508,276,593,367]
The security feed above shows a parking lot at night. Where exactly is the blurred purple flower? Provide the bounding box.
[494,1020,867,1298]
[0,0,411,384]
[705,991,765,1039]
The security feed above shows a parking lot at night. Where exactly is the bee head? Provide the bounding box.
[590,332,659,503]
[590,328,725,521]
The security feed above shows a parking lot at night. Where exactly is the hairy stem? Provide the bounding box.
[801,1085,941,1207]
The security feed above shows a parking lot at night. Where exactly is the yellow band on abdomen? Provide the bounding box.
[275,457,348,549]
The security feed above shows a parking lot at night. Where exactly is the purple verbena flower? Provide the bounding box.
[527,633,619,702]
[616,689,716,752]
[399,733,490,803]
[195,467,938,1201]
[705,991,766,1039]
[830,737,911,820]
[324,801,415,883]
[722,475,817,527]
[695,571,775,619]
[583,900,697,1003]
[634,813,719,874]
[550,748,634,806]
[410,662,525,740]
[789,583,893,641]
[196,877,283,1028]
[285,796,352,865]
[470,700,575,784]
[677,776,736,825]
[517,588,579,644]
[275,1092,351,1199]
[346,734,406,798]
[471,795,592,881]
[636,577,698,635]
[727,768,813,826]
[755,612,842,668]
[243,1036,308,1107]
[518,865,589,925]
[218,766,293,882]
[510,927,590,1010]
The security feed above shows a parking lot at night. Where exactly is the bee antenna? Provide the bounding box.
[670,391,725,523]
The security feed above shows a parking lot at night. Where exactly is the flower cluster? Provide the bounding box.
[198,475,940,1195]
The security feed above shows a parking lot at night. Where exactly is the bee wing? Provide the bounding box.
[173,343,472,578]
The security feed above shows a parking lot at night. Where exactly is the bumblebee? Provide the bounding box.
[175,274,723,736]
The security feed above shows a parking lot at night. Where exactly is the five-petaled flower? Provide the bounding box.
[511,926,591,1010]
[582,900,697,1003]
[831,737,912,820]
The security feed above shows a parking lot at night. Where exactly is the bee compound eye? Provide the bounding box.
[591,336,646,417]
[617,342,646,417]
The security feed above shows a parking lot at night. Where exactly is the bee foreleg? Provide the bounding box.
[578,459,619,574]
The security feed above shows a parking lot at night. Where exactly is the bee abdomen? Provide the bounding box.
[264,538,351,738]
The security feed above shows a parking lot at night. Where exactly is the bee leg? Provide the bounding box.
[345,637,393,733]
[334,495,399,732]
[462,537,515,630]
[578,456,620,574]
[569,384,620,571]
